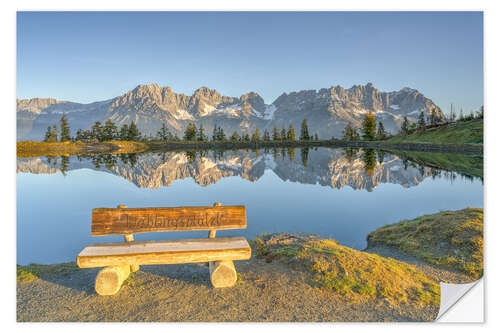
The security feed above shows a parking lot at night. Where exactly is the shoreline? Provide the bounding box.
[16,141,149,158]
[17,208,483,322]
[17,139,483,158]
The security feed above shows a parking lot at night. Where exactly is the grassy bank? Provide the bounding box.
[251,233,439,307]
[386,119,483,145]
[367,208,483,280]
[17,141,148,157]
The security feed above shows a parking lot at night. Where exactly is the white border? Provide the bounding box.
[3,1,498,332]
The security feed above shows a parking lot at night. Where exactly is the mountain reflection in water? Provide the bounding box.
[17,147,480,191]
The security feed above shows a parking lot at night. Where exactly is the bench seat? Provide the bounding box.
[77,236,251,268]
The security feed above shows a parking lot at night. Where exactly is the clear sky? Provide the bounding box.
[17,11,483,114]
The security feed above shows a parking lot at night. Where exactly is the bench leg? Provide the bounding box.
[95,265,130,296]
[209,260,237,288]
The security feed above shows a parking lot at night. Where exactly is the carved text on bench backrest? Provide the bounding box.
[91,206,246,236]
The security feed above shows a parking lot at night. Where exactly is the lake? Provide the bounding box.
[16,147,483,265]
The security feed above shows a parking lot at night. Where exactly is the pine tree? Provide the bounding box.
[418,111,426,132]
[197,124,207,141]
[300,118,310,141]
[102,119,118,141]
[91,121,104,141]
[75,129,83,141]
[314,133,319,141]
[401,117,410,136]
[287,124,295,141]
[119,124,129,141]
[361,110,376,141]
[44,126,52,142]
[212,125,218,141]
[217,127,226,141]
[59,114,71,142]
[251,127,260,142]
[183,123,197,141]
[342,122,359,141]
[230,131,240,142]
[280,126,287,141]
[242,133,250,142]
[157,123,170,142]
[263,129,271,141]
[272,124,280,141]
[127,121,141,141]
[376,121,386,140]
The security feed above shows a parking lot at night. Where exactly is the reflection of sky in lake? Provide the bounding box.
[16,150,483,265]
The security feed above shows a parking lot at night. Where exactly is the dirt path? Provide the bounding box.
[17,256,438,322]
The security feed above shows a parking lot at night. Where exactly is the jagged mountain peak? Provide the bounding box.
[17,82,443,141]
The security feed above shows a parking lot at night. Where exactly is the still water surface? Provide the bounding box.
[17,147,483,264]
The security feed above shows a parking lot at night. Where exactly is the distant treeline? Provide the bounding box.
[42,105,483,144]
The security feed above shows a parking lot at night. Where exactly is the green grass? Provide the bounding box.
[251,233,440,306]
[386,119,483,145]
[367,208,483,279]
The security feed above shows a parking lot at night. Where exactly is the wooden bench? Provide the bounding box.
[76,203,251,295]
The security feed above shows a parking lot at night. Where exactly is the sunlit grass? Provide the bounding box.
[251,233,440,307]
[367,208,483,279]
[16,140,148,157]
[386,119,483,145]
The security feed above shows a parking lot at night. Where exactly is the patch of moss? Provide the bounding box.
[367,208,483,279]
[251,233,439,307]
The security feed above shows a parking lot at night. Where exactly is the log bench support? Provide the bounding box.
[78,202,249,295]
[95,265,131,296]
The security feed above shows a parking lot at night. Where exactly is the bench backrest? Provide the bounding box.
[91,204,246,236]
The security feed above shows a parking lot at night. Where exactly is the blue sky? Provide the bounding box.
[17,11,483,114]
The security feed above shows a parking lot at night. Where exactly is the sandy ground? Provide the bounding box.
[17,249,451,323]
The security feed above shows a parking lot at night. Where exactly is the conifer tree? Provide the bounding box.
[280,126,287,141]
[119,124,129,141]
[263,129,271,141]
[59,114,71,142]
[91,121,104,141]
[230,131,240,142]
[127,121,141,141]
[102,119,118,141]
[44,126,52,142]
[417,111,426,132]
[376,121,386,140]
[242,133,250,142]
[314,133,319,141]
[197,124,207,141]
[157,123,170,142]
[251,127,260,142]
[401,117,410,136]
[273,124,280,141]
[217,127,226,141]
[342,122,359,141]
[300,118,310,141]
[361,110,376,141]
[183,123,197,141]
[287,124,296,141]
[212,125,218,141]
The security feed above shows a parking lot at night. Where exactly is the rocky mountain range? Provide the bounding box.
[17,83,444,141]
[17,148,442,192]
